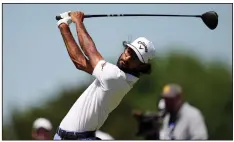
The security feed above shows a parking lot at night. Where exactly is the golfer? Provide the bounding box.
[54,11,156,140]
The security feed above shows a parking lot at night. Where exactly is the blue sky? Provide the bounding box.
[3,4,232,122]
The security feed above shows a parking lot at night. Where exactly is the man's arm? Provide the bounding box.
[71,12,104,69]
[69,12,120,90]
[58,23,93,74]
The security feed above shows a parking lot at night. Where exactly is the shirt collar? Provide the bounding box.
[125,73,139,87]
[177,102,188,117]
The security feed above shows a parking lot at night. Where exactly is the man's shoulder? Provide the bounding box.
[95,61,128,86]
[183,103,203,118]
[95,60,120,75]
[101,61,120,71]
[104,62,126,77]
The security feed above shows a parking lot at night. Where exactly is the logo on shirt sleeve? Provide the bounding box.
[101,62,107,71]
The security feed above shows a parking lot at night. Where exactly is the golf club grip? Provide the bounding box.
[55,14,135,20]
[56,14,110,20]
[55,14,201,21]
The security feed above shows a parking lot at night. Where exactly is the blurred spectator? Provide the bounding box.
[32,118,53,140]
[96,130,114,140]
[159,84,208,140]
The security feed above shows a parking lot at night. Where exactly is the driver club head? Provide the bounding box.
[201,11,218,30]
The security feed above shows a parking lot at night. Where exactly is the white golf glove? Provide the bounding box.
[57,17,72,26]
[59,11,71,19]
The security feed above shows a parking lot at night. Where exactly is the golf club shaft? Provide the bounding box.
[56,14,202,21]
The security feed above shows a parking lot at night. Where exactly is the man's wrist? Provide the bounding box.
[58,23,68,29]
[75,21,83,25]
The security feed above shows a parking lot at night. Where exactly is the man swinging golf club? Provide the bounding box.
[54,11,156,140]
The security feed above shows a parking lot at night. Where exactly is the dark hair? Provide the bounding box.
[139,63,152,74]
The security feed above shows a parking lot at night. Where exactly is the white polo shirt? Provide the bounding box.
[160,102,208,140]
[59,60,138,132]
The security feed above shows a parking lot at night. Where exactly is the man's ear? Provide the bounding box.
[139,63,151,74]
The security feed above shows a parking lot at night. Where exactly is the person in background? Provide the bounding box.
[96,130,114,140]
[32,118,53,140]
[159,84,208,140]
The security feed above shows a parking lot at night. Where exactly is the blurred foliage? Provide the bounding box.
[3,51,232,140]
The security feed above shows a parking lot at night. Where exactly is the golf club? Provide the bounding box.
[55,11,218,30]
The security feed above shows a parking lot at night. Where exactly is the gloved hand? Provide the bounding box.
[57,11,72,26]
[57,17,72,26]
[59,11,71,19]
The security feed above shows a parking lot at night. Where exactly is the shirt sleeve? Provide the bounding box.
[188,111,208,140]
[92,60,121,90]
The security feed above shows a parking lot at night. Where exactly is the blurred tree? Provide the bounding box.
[3,51,232,140]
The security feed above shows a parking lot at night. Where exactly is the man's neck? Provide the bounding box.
[125,70,140,78]
[118,66,140,77]
[170,101,184,118]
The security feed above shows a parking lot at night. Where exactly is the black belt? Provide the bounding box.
[56,127,96,140]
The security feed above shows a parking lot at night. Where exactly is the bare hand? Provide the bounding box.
[70,11,84,23]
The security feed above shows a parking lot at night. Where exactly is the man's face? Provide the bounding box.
[117,47,142,71]
[163,96,179,113]
[32,128,51,140]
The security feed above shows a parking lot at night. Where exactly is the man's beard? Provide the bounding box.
[117,56,139,77]
[117,56,131,73]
